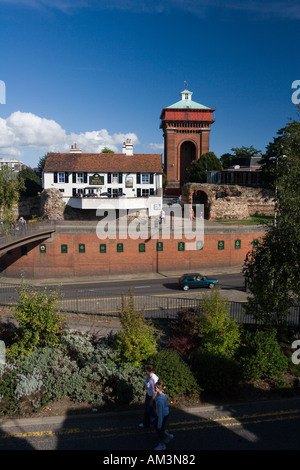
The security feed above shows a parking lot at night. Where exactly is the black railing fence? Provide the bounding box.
[0,282,299,328]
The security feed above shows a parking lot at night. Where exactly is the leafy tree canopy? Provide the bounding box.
[18,167,42,197]
[0,166,25,223]
[186,152,222,183]
[231,145,261,157]
[243,117,300,327]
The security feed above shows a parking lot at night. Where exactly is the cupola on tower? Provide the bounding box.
[160,86,215,192]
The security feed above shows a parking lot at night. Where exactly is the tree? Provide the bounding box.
[7,283,65,359]
[0,166,25,223]
[243,118,300,327]
[260,120,300,188]
[186,152,222,183]
[101,147,114,153]
[115,291,160,365]
[231,145,261,157]
[220,152,233,169]
[37,154,47,176]
[18,167,42,197]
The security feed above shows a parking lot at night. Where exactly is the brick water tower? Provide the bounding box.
[160,86,215,192]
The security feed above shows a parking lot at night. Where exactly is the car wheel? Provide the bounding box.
[208,283,215,289]
[183,285,189,291]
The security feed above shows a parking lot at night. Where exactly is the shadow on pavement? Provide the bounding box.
[2,392,300,453]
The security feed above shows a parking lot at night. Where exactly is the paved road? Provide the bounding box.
[43,272,246,301]
[0,397,299,452]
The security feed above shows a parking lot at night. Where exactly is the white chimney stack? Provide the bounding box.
[70,143,82,153]
[122,138,133,156]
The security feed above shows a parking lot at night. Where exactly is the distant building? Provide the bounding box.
[0,158,26,172]
[207,155,263,187]
[43,141,163,216]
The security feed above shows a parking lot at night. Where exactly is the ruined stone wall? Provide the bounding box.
[40,188,66,220]
[182,183,275,220]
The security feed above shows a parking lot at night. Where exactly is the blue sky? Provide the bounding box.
[0,0,299,168]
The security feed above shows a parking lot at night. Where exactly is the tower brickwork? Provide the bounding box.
[160,88,215,190]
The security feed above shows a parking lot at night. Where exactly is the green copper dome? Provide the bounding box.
[166,88,210,110]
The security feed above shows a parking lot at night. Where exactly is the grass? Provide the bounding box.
[215,215,274,226]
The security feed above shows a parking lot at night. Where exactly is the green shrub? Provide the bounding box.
[196,290,241,358]
[169,308,198,338]
[7,284,65,359]
[115,292,160,365]
[188,347,241,397]
[240,328,288,381]
[149,349,200,398]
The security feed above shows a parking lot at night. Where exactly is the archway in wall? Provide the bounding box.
[193,189,210,219]
[180,141,196,187]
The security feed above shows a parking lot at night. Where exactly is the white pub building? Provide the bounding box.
[43,140,163,216]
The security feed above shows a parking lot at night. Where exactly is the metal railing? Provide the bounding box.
[0,220,56,249]
[0,282,299,327]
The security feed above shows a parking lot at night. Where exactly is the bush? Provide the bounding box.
[7,284,65,359]
[196,290,241,358]
[115,292,160,365]
[240,328,288,381]
[169,308,198,338]
[149,349,201,398]
[166,335,197,355]
[188,348,241,397]
[0,332,147,415]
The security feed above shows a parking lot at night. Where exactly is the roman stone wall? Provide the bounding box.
[182,183,275,220]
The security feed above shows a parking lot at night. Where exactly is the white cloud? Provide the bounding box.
[0,111,139,156]
[149,142,164,151]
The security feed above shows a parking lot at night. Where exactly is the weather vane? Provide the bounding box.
[184,80,187,90]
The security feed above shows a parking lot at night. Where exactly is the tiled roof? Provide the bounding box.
[44,153,163,173]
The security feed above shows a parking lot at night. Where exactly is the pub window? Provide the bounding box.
[112,173,118,184]
[58,172,65,183]
[142,173,150,184]
[76,172,84,184]
[142,189,149,196]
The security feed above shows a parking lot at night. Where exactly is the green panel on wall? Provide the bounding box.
[139,243,145,252]
[235,239,241,249]
[156,242,163,251]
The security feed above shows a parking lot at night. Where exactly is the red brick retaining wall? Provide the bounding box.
[1,231,265,279]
